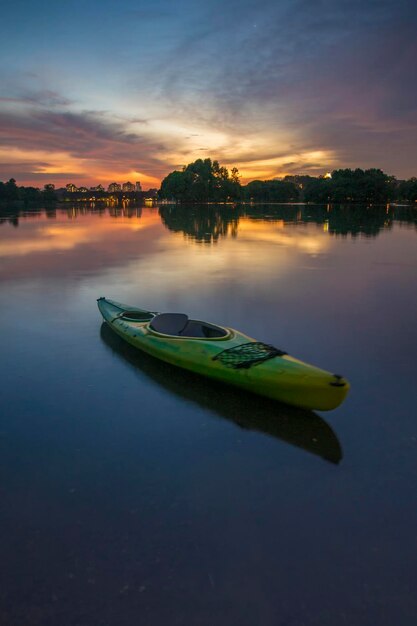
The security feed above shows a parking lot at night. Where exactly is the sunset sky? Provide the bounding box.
[0,0,416,189]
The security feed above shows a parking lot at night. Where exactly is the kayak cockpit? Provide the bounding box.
[149,313,229,339]
[119,310,155,322]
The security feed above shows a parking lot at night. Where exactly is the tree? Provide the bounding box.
[5,178,19,203]
[231,167,240,184]
[243,180,300,203]
[302,169,397,203]
[159,158,241,203]
[159,170,190,202]
[19,185,41,206]
[303,177,332,202]
[330,169,395,203]
[42,183,57,204]
[398,177,417,203]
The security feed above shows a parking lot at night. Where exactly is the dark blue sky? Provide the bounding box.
[0,0,416,186]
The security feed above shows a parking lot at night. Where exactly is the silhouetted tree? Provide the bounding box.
[159,158,241,203]
[19,185,41,205]
[303,177,332,202]
[398,177,417,203]
[5,178,19,203]
[243,180,300,202]
[42,183,57,204]
[303,169,397,203]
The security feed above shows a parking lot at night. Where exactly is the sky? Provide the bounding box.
[0,0,416,188]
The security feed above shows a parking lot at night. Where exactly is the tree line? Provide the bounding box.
[0,179,56,206]
[159,159,417,204]
[0,179,154,206]
[2,161,417,207]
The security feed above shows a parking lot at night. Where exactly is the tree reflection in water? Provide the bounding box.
[159,203,417,242]
[159,204,240,243]
[1,202,416,237]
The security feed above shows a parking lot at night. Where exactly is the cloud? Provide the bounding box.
[142,0,417,177]
[1,0,416,183]
[0,106,171,186]
[0,93,72,106]
[0,73,74,108]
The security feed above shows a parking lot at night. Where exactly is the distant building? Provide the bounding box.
[122,181,135,192]
[135,181,142,192]
[90,184,105,192]
[108,182,121,192]
[66,183,77,193]
[78,186,88,193]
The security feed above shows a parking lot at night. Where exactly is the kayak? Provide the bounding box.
[97,297,350,411]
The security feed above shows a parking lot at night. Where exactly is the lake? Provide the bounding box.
[0,203,416,626]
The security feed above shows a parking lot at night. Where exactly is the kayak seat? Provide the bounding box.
[150,313,189,335]
[150,313,227,338]
[180,320,228,338]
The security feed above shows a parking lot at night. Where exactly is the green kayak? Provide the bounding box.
[97,297,350,411]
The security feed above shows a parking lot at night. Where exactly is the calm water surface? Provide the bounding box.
[0,204,416,626]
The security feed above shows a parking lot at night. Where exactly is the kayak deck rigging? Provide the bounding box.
[213,342,288,369]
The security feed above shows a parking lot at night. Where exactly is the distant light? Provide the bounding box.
[324,172,332,179]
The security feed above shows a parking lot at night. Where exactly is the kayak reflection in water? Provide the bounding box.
[100,323,343,464]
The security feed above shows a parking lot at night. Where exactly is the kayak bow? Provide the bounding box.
[97,297,350,411]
